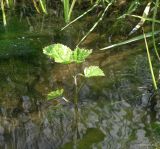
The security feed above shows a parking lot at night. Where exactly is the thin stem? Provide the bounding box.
[73,75,78,106]
[1,0,7,26]
[143,29,157,90]
[32,0,40,13]
[100,30,160,50]
[39,0,47,14]
[76,2,112,47]
[68,0,76,22]
[152,0,160,61]
[61,3,98,30]
[63,0,69,23]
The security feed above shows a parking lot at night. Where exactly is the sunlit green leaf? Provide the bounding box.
[72,47,92,63]
[47,89,64,100]
[84,66,105,78]
[43,44,73,64]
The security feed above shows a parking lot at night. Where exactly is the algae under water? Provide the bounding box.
[0,9,160,149]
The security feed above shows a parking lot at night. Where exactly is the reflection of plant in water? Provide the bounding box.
[43,43,105,106]
[43,43,105,148]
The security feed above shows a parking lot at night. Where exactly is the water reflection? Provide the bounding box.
[0,50,160,148]
[0,12,160,149]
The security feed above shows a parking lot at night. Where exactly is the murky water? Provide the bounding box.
[0,11,160,149]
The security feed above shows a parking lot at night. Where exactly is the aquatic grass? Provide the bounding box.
[32,0,40,13]
[63,0,77,23]
[68,0,77,23]
[118,0,140,19]
[100,30,160,50]
[143,29,157,90]
[1,0,7,26]
[126,14,160,24]
[152,0,160,61]
[61,2,98,30]
[63,0,70,23]
[76,2,112,47]
[6,0,14,8]
[5,0,10,8]
[128,2,151,35]
[39,0,47,14]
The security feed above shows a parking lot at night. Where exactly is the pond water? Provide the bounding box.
[0,11,160,149]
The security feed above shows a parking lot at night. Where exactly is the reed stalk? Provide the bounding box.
[76,2,112,47]
[152,0,160,61]
[1,0,7,26]
[68,0,76,22]
[100,30,160,50]
[63,0,70,23]
[143,29,157,90]
[32,0,40,13]
[61,3,98,30]
[39,0,47,14]
[5,0,9,7]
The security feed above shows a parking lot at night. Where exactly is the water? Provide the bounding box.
[0,11,160,149]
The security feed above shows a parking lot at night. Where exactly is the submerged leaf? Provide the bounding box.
[84,66,105,78]
[43,44,73,64]
[72,47,92,63]
[47,89,64,100]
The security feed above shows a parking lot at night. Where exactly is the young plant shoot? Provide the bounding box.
[43,43,105,104]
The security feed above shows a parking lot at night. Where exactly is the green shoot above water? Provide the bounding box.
[84,66,105,78]
[43,43,92,64]
[47,89,64,100]
[43,43,105,103]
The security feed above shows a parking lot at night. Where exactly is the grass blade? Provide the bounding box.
[76,2,112,47]
[61,3,98,31]
[143,29,157,90]
[68,0,77,22]
[152,0,160,61]
[63,0,70,23]
[1,0,7,26]
[126,14,160,24]
[100,30,160,50]
[39,0,47,14]
[32,0,40,13]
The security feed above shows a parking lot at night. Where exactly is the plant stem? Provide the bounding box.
[68,0,76,22]
[39,0,47,14]
[100,30,160,50]
[143,29,157,90]
[32,0,40,13]
[73,75,78,107]
[73,100,78,149]
[76,2,112,47]
[1,0,7,26]
[63,0,69,23]
[152,0,160,61]
[61,3,98,30]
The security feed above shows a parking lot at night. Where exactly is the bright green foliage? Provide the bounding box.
[43,43,92,64]
[84,66,105,78]
[72,47,92,63]
[43,44,73,64]
[47,89,64,100]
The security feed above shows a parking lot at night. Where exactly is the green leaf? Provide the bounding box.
[84,66,105,78]
[47,89,64,100]
[72,47,92,63]
[43,44,73,64]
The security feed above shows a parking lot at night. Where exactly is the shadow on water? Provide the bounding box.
[0,9,160,149]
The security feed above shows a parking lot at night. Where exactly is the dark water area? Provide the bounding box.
[0,7,160,149]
